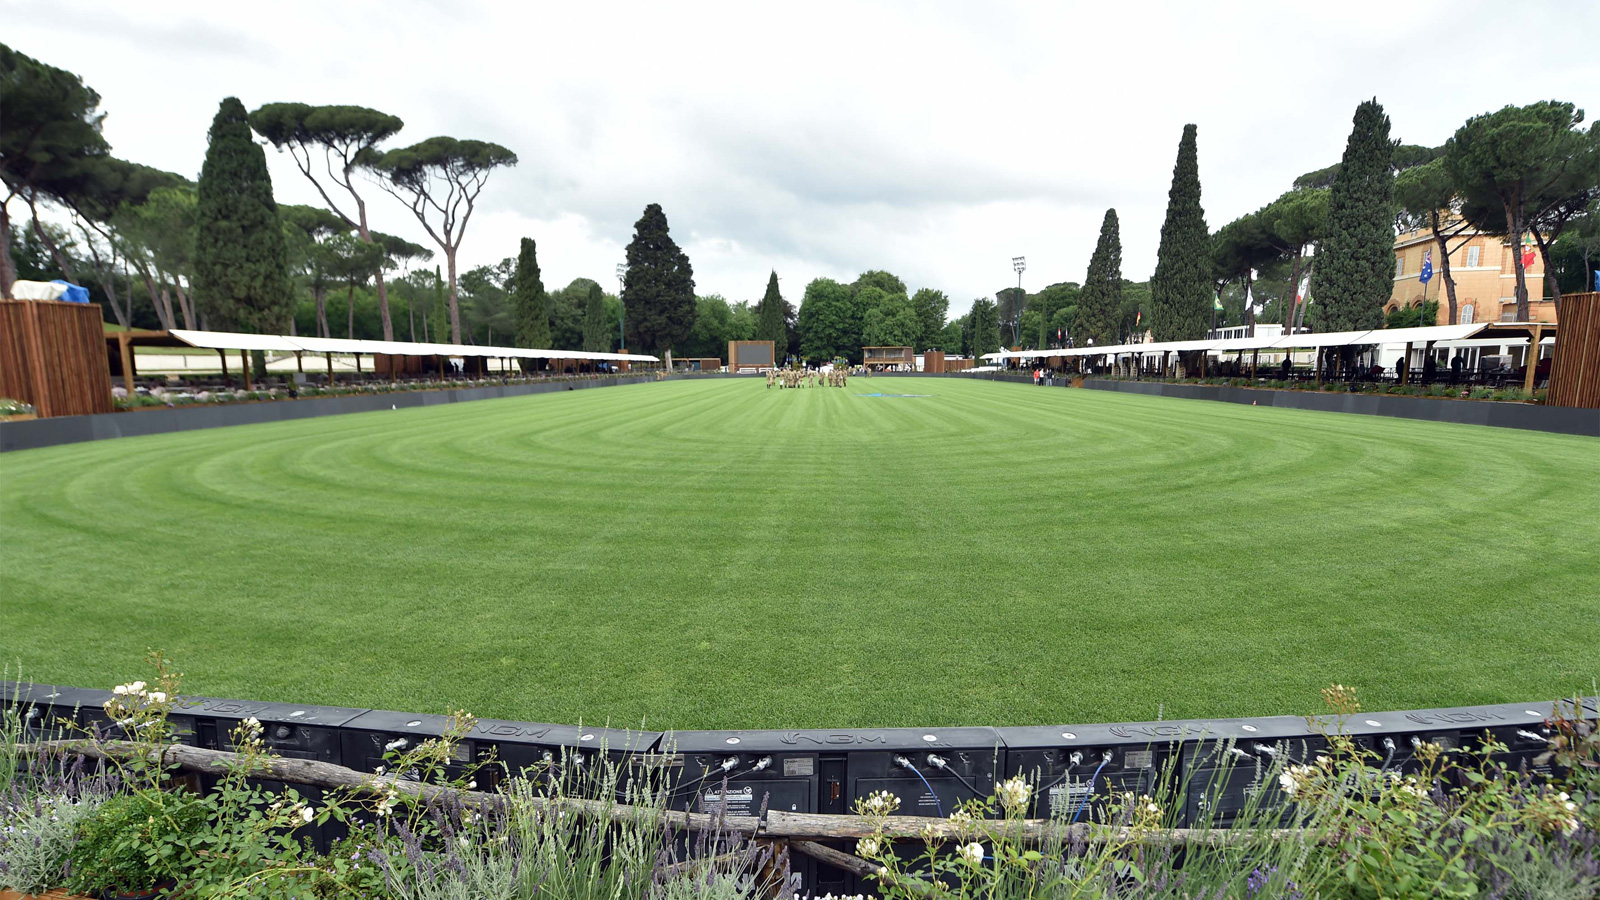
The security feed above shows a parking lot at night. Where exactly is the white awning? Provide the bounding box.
[1363,323,1487,345]
[170,330,303,352]
[166,330,660,362]
[1268,329,1378,349]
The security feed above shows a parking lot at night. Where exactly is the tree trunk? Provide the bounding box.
[1505,199,1529,321]
[136,269,171,330]
[408,298,416,342]
[26,197,78,283]
[0,200,18,298]
[158,284,176,332]
[447,248,462,344]
[353,195,395,342]
[1282,249,1304,328]
[1533,230,1562,319]
[315,286,329,338]
[374,269,394,341]
[347,283,356,339]
[172,279,196,330]
[1432,213,1458,325]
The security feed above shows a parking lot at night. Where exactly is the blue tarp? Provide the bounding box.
[50,279,91,304]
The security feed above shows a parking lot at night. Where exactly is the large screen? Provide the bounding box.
[735,342,774,365]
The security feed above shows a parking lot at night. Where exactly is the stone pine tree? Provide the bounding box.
[1149,124,1210,341]
[755,271,787,354]
[1076,209,1123,346]
[512,237,551,353]
[621,203,696,355]
[581,281,609,352]
[192,97,293,334]
[1313,99,1395,337]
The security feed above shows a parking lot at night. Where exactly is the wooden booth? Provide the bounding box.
[0,300,114,417]
[727,340,775,373]
[863,346,914,370]
[673,357,722,372]
[1548,292,1599,408]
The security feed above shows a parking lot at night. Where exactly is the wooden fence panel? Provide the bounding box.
[1548,292,1599,409]
[0,301,114,418]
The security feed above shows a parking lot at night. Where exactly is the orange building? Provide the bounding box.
[1389,224,1554,325]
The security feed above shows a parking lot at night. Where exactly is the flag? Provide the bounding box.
[1214,296,1224,311]
[1135,310,1141,326]
[1521,233,1536,268]
[1419,249,1433,284]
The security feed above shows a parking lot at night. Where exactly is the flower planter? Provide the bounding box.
[0,889,97,900]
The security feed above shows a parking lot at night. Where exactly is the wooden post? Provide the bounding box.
[1524,324,1543,393]
[118,333,135,396]
[295,351,303,373]
[219,348,229,387]
[1401,342,1413,385]
[1314,348,1323,385]
[355,353,362,376]
[326,352,333,388]
[1251,349,1259,380]
[241,348,251,392]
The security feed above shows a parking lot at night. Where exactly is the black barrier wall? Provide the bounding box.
[942,372,1600,437]
[3,681,1592,895]
[0,374,668,453]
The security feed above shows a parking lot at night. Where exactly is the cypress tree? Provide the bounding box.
[621,203,695,355]
[1149,124,1210,341]
[581,282,609,352]
[1314,99,1395,333]
[967,298,1002,358]
[1076,209,1123,346]
[192,96,292,332]
[755,271,786,352]
[512,237,551,349]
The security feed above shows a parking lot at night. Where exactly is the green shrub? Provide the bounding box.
[67,790,209,896]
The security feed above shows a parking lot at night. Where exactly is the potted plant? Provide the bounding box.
[67,791,207,900]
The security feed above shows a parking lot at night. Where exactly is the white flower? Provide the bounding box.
[300,806,315,823]
[467,780,477,789]
[145,691,167,703]
[948,808,977,829]
[1278,764,1316,798]
[958,842,985,866]
[995,776,1031,811]
[242,717,261,732]
[862,790,900,816]
[855,837,880,858]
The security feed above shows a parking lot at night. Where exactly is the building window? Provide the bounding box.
[1466,246,1480,267]
[1395,256,1405,278]
[1460,304,1474,324]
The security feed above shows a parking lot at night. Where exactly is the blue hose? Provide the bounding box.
[1071,759,1109,823]
[907,763,945,817]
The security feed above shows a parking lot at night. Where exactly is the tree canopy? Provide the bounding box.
[1076,209,1123,346]
[754,271,787,353]
[513,237,551,350]
[620,203,696,355]
[192,97,293,334]
[797,277,855,362]
[250,101,406,338]
[1313,99,1394,333]
[1149,124,1210,341]
[375,135,517,343]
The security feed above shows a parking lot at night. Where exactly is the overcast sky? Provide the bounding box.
[6,0,1598,316]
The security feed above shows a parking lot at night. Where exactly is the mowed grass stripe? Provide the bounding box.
[1,377,1595,730]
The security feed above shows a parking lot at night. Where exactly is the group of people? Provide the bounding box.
[767,368,851,389]
[1031,367,1056,386]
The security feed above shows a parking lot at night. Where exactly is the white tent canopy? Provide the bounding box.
[980,323,1500,362]
[168,330,661,363]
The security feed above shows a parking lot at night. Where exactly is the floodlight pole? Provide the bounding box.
[616,262,626,353]
[1012,256,1026,346]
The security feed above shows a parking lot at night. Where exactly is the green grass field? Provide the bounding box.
[2,377,1596,731]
